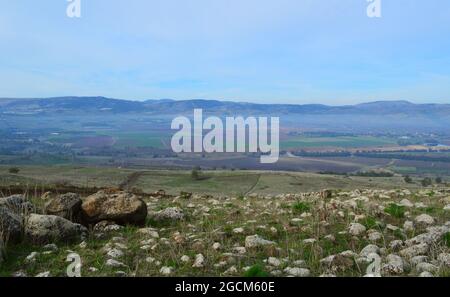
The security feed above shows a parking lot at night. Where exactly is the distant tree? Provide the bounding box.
[404,175,413,184]
[435,177,443,184]
[191,166,201,180]
[421,177,433,187]
[8,167,20,174]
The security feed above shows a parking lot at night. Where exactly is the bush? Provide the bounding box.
[421,178,433,187]
[435,177,443,184]
[293,202,311,213]
[191,167,201,180]
[385,203,405,218]
[8,167,20,174]
[243,264,269,277]
[404,175,413,183]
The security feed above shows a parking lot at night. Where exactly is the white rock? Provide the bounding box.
[410,256,428,266]
[348,223,366,236]
[233,227,244,234]
[399,243,429,258]
[284,267,311,277]
[360,244,380,258]
[293,260,307,267]
[192,254,205,268]
[419,271,434,277]
[381,254,404,275]
[223,266,238,275]
[212,242,221,250]
[105,259,126,268]
[35,271,51,277]
[160,266,173,275]
[302,238,316,244]
[389,240,404,251]
[106,248,124,259]
[437,253,450,267]
[245,235,276,248]
[415,214,435,226]
[180,255,191,263]
[25,252,39,263]
[368,231,382,242]
[399,199,414,208]
[403,221,415,232]
[267,257,281,267]
[416,262,438,273]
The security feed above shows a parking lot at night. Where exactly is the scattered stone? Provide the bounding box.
[212,242,221,250]
[399,243,429,258]
[267,257,281,267]
[284,267,311,277]
[233,227,244,234]
[403,221,415,232]
[105,259,127,268]
[151,207,184,222]
[93,220,123,233]
[25,251,39,263]
[359,244,380,258]
[192,254,205,268]
[368,230,382,242]
[419,271,434,277]
[410,256,428,266]
[160,266,173,275]
[35,271,51,277]
[348,223,366,236]
[180,255,190,263]
[437,253,450,267]
[381,254,404,275]
[245,235,276,248]
[415,214,435,226]
[106,248,124,259]
[25,214,87,244]
[399,199,414,208]
[416,262,438,273]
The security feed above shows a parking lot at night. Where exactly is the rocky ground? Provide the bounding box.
[1,187,449,277]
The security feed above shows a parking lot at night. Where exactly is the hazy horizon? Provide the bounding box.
[0,96,448,106]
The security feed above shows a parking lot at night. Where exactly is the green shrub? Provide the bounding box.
[443,232,450,247]
[8,167,20,174]
[292,202,311,213]
[243,264,269,277]
[384,203,405,218]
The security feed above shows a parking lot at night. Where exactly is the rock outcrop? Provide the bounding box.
[25,214,87,244]
[81,190,147,226]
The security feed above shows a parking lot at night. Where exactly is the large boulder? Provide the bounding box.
[24,214,87,244]
[81,190,147,226]
[0,195,34,215]
[0,206,24,243]
[44,193,82,221]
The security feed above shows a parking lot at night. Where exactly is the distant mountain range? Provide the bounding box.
[1,96,450,116]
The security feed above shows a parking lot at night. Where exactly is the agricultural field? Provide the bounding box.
[281,136,397,150]
[0,165,443,197]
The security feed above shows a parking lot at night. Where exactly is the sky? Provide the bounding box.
[1,0,450,105]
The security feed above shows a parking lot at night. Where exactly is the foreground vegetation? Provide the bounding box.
[1,184,449,277]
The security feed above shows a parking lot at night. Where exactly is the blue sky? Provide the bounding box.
[1,0,450,104]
